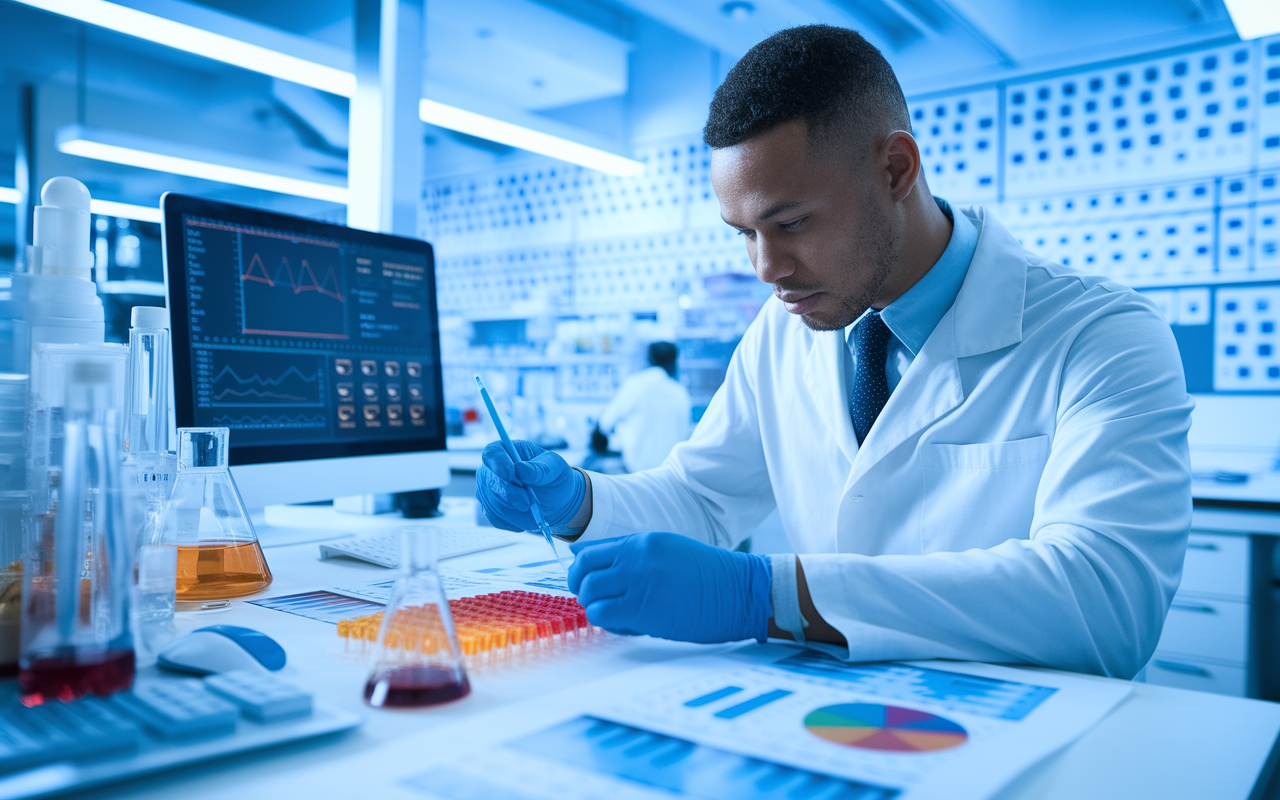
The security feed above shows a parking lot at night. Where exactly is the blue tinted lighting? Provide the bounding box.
[1227,345,1238,355]
[1239,367,1251,377]
[1261,345,1274,357]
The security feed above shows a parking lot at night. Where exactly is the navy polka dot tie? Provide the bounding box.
[850,311,892,446]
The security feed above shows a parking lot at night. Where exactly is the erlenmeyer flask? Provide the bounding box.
[159,428,271,601]
[364,527,470,708]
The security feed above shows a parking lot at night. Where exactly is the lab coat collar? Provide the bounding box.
[844,205,1028,483]
[949,205,1027,358]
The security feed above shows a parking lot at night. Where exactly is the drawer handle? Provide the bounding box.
[1170,602,1217,614]
[1186,541,1220,551]
[1153,660,1212,677]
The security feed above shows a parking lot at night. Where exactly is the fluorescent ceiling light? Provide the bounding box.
[57,127,348,204]
[10,0,354,96]
[420,99,644,177]
[89,199,163,223]
[1222,0,1280,39]
[19,0,642,176]
[1,188,161,223]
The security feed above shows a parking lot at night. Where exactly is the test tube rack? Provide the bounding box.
[337,590,594,663]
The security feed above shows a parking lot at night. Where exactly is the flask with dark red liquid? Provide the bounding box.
[19,355,136,705]
[364,527,470,708]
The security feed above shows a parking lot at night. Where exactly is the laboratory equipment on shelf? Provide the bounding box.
[19,355,135,705]
[364,527,470,708]
[474,375,566,573]
[124,306,178,664]
[159,428,272,602]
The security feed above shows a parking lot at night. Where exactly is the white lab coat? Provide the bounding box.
[580,206,1193,679]
[598,366,693,473]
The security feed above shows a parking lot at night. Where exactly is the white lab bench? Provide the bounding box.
[49,502,1280,800]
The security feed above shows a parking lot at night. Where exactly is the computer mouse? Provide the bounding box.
[157,625,287,676]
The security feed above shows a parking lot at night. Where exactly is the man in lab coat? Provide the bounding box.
[477,25,1192,678]
[597,342,693,473]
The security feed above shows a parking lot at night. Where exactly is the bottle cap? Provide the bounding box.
[131,305,169,329]
[28,177,94,280]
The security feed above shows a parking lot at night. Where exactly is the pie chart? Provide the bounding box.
[804,703,968,752]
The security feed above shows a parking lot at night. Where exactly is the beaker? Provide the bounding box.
[19,357,135,704]
[159,428,271,602]
[364,527,471,708]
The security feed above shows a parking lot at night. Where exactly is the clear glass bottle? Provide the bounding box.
[123,306,177,663]
[159,428,271,602]
[19,356,135,704]
[364,527,470,708]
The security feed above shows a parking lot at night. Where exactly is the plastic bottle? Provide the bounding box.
[1,177,105,677]
[124,306,178,664]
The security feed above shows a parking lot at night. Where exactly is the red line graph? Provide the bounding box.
[241,253,345,302]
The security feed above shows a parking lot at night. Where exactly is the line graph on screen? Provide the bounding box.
[200,351,326,409]
[239,233,349,339]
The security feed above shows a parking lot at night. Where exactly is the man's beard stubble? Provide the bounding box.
[792,202,900,332]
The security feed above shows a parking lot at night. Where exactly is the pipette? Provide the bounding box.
[475,376,568,574]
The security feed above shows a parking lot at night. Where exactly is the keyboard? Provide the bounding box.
[317,526,522,569]
[0,670,360,798]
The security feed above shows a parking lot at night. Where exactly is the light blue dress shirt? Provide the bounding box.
[769,198,981,642]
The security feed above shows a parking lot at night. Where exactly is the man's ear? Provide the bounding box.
[882,130,922,203]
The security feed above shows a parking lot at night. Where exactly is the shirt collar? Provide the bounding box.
[845,198,979,356]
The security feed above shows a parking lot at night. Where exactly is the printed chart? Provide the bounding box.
[241,646,1131,800]
[804,704,968,752]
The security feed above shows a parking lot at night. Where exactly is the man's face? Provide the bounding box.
[710,119,901,331]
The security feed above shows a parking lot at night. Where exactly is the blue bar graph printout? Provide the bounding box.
[683,686,743,707]
[503,716,900,800]
[713,690,793,719]
[771,652,1056,721]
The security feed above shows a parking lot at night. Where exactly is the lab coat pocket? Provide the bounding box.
[919,436,1050,554]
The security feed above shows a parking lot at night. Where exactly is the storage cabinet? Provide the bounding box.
[1143,520,1276,699]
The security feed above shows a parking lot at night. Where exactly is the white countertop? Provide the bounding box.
[61,502,1280,800]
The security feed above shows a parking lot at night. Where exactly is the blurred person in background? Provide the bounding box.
[597,342,692,473]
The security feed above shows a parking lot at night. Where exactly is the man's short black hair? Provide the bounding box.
[648,341,679,377]
[703,25,910,154]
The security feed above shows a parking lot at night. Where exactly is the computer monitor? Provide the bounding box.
[161,194,450,513]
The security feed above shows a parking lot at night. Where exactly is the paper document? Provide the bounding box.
[334,558,572,604]
[242,644,1130,800]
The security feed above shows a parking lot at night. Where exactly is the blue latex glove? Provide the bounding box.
[568,532,771,644]
[476,440,585,533]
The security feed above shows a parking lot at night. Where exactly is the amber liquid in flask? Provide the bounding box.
[364,527,471,709]
[175,541,273,601]
[159,428,272,603]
